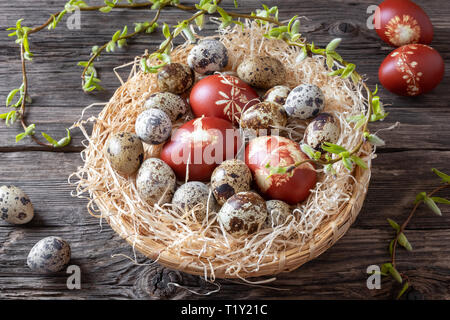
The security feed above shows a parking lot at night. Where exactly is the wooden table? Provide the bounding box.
[0,0,449,300]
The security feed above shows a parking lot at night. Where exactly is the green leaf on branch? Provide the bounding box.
[431,168,450,184]
[431,197,450,205]
[397,282,410,300]
[16,124,35,142]
[350,155,368,169]
[387,218,400,231]
[322,142,347,155]
[341,63,356,79]
[398,232,413,251]
[326,38,341,53]
[424,196,442,216]
[0,110,18,126]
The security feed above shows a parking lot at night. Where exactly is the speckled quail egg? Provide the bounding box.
[157,63,195,94]
[188,39,229,75]
[144,92,188,122]
[284,84,325,119]
[237,56,286,89]
[172,181,219,221]
[135,108,172,145]
[304,113,340,151]
[0,185,34,225]
[106,132,144,175]
[136,158,176,205]
[264,200,291,228]
[27,236,71,273]
[218,191,267,236]
[211,159,252,206]
[240,101,287,136]
[262,85,291,106]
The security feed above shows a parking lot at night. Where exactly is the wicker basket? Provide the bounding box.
[73,23,373,280]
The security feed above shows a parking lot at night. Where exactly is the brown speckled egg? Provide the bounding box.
[264,200,291,228]
[240,101,287,136]
[304,113,340,151]
[237,56,286,89]
[135,108,172,145]
[284,84,325,119]
[218,191,267,236]
[144,92,188,122]
[262,85,291,106]
[106,132,144,175]
[136,158,176,205]
[172,181,219,221]
[188,39,229,75]
[157,63,195,94]
[0,185,34,225]
[27,236,71,273]
[211,159,252,206]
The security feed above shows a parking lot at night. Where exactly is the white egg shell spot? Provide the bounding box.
[172,181,218,221]
[136,158,176,205]
[262,85,291,105]
[144,92,188,122]
[0,185,34,225]
[284,84,325,119]
[218,192,267,236]
[188,39,229,75]
[304,113,340,151]
[27,236,71,273]
[135,108,172,145]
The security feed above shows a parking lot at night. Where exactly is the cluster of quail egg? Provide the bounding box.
[0,185,71,274]
[105,38,341,238]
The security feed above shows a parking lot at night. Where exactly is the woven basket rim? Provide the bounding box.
[79,24,374,280]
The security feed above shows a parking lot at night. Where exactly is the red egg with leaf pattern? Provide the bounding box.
[245,136,317,205]
[379,44,444,96]
[160,116,241,182]
[374,0,433,47]
[189,74,260,123]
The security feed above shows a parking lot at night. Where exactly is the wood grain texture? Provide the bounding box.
[0,0,449,299]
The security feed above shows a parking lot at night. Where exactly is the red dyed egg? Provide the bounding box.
[189,74,260,123]
[245,136,317,205]
[379,44,444,96]
[374,0,433,47]
[160,117,241,181]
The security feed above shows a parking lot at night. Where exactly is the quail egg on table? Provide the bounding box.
[237,56,286,89]
[284,84,325,119]
[157,63,195,94]
[240,101,287,136]
[304,113,340,151]
[187,39,229,75]
[136,158,177,205]
[218,191,267,236]
[211,159,252,206]
[27,236,71,273]
[0,185,34,225]
[172,181,219,221]
[262,85,291,106]
[144,92,188,122]
[106,132,144,175]
[135,108,172,145]
[264,200,291,228]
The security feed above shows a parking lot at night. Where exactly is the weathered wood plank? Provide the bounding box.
[0,150,449,299]
[0,0,449,150]
[0,0,449,300]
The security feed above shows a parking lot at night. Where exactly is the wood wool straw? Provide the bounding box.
[70,21,374,280]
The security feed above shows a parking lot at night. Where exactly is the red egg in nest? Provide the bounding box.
[189,74,260,123]
[245,136,317,205]
[160,116,241,182]
[374,0,433,47]
[379,44,444,96]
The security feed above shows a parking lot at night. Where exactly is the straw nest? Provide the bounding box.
[71,21,374,281]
